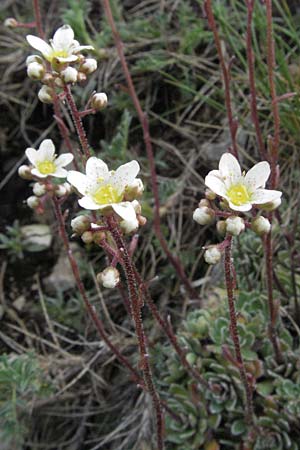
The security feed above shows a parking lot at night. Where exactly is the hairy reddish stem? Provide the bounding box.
[101,0,198,299]
[246,0,267,160]
[32,0,44,39]
[224,236,254,426]
[64,85,91,159]
[204,0,239,159]
[107,214,164,450]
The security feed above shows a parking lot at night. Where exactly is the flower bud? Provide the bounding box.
[55,184,68,198]
[225,216,245,236]
[26,55,43,66]
[124,178,144,201]
[77,72,87,83]
[137,215,147,226]
[120,216,139,234]
[27,62,45,80]
[33,182,47,197]
[18,165,32,180]
[251,216,271,236]
[71,215,91,235]
[80,58,97,74]
[205,189,216,201]
[91,92,108,111]
[93,231,106,244]
[216,220,227,236]
[193,207,214,226]
[4,17,18,28]
[204,246,222,265]
[131,200,142,215]
[60,67,78,84]
[81,231,94,244]
[26,195,40,209]
[257,197,282,212]
[198,198,210,207]
[38,85,53,104]
[97,266,120,289]
[54,76,64,87]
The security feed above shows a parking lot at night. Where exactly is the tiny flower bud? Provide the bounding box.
[91,92,108,111]
[38,85,53,104]
[124,178,144,201]
[193,207,214,226]
[257,197,282,211]
[198,199,210,207]
[81,231,94,244]
[97,266,120,289]
[4,17,18,28]
[26,195,40,209]
[33,182,47,197]
[204,246,222,265]
[54,76,64,87]
[205,189,216,201]
[55,184,68,198]
[71,215,91,235]
[225,216,245,236]
[216,220,227,236]
[132,200,142,215]
[27,62,45,80]
[62,182,72,195]
[120,216,139,234]
[80,58,97,74]
[77,72,87,83]
[26,55,43,66]
[93,231,106,244]
[60,66,78,84]
[18,165,32,180]
[251,216,271,236]
[137,215,147,226]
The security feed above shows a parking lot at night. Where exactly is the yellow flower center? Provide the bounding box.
[226,183,251,206]
[92,184,122,205]
[48,49,69,63]
[37,160,56,175]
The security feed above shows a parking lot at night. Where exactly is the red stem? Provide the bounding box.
[224,236,254,426]
[107,214,164,450]
[246,0,267,160]
[204,0,239,159]
[32,0,45,39]
[64,85,91,159]
[101,0,198,299]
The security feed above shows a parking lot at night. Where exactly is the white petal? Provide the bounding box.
[53,168,68,178]
[38,139,55,160]
[251,189,282,205]
[219,153,241,183]
[72,45,94,53]
[31,168,48,178]
[227,200,252,212]
[67,171,88,195]
[207,169,222,180]
[52,25,74,50]
[55,153,74,168]
[25,147,38,165]
[55,55,78,63]
[245,161,270,190]
[86,157,109,181]
[111,161,140,193]
[26,35,52,57]
[78,196,101,210]
[205,174,226,197]
[112,202,137,221]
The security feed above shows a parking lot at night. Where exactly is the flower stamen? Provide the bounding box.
[226,183,251,206]
[37,160,56,175]
[92,184,122,205]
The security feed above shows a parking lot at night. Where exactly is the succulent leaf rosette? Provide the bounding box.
[67,156,140,221]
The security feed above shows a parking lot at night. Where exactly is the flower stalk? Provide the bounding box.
[224,235,254,426]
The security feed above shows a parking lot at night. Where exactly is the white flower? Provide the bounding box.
[26,25,94,66]
[25,139,73,178]
[204,247,221,265]
[120,216,139,234]
[205,153,282,212]
[225,216,245,236]
[67,157,140,221]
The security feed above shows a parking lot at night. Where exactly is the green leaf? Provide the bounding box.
[231,419,247,436]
